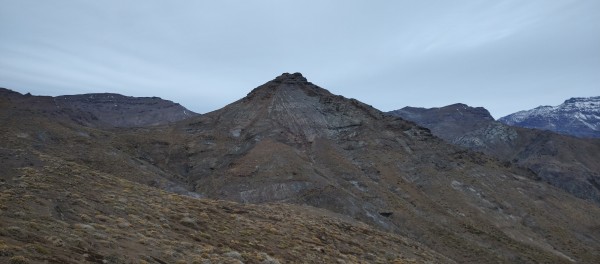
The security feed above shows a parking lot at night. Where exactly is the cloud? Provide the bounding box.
[0,0,598,117]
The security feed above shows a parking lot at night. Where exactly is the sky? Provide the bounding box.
[0,0,598,118]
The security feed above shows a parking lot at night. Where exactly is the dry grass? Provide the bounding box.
[0,152,446,263]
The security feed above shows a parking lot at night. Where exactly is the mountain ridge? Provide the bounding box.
[0,87,198,128]
[388,103,600,204]
[388,103,494,140]
[499,96,600,138]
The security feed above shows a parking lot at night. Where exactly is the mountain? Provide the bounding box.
[115,73,600,262]
[3,74,600,263]
[498,96,600,138]
[0,88,198,128]
[388,104,600,205]
[1,85,445,263]
[388,103,495,140]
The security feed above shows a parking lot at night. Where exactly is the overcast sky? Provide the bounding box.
[1,0,598,118]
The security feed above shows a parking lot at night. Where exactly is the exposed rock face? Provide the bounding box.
[499,96,600,138]
[0,88,198,127]
[389,104,600,204]
[3,74,600,263]
[388,103,495,141]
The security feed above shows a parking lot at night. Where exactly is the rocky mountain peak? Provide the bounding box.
[244,72,330,101]
[204,73,392,144]
[499,96,600,138]
[439,103,494,120]
[388,103,494,140]
[274,72,308,83]
[564,96,599,104]
[562,96,600,112]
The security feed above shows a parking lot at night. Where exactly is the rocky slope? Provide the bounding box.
[388,104,600,205]
[2,74,600,263]
[499,96,600,138]
[0,88,198,128]
[0,151,447,263]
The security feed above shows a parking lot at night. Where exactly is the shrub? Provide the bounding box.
[9,255,29,264]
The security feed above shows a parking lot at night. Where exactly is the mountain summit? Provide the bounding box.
[499,96,600,138]
[388,103,495,140]
[208,72,391,143]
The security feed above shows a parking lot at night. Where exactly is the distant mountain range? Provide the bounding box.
[499,96,600,138]
[0,88,198,128]
[2,77,600,263]
[388,102,600,205]
[388,103,495,140]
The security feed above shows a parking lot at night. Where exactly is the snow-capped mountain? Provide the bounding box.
[499,96,600,138]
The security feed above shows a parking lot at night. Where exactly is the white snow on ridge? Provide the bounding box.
[499,96,600,134]
[501,106,554,124]
[575,112,600,130]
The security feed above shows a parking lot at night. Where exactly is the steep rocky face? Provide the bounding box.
[389,104,600,205]
[112,73,600,262]
[0,88,198,128]
[499,96,600,138]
